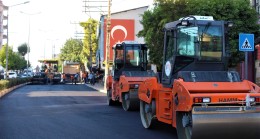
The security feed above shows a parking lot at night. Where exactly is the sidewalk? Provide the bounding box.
[85,82,106,93]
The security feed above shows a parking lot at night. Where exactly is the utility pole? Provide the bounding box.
[104,0,111,91]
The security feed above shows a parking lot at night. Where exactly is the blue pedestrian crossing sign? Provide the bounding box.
[239,33,254,51]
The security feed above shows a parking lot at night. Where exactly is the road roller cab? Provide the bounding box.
[138,16,260,139]
[106,41,156,111]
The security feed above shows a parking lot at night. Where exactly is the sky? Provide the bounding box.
[2,0,154,69]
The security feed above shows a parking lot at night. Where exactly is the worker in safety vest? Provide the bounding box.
[70,74,74,84]
[61,73,66,83]
[82,72,87,84]
[46,67,53,85]
[74,73,79,85]
[45,68,50,84]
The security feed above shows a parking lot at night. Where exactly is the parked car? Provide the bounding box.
[0,72,4,80]
[8,72,17,78]
[20,73,31,78]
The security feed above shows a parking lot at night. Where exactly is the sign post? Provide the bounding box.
[239,33,254,80]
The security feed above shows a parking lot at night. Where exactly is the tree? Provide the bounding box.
[9,52,27,70]
[138,0,260,68]
[0,45,27,70]
[186,0,260,67]
[80,18,98,69]
[59,38,83,62]
[0,45,10,69]
[17,43,28,57]
[138,0,189,70]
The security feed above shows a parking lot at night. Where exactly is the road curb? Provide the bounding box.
[0,82,29,98]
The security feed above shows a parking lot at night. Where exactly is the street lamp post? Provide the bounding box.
[20,11,41,75]
[27,14,30,74]
[5,1,30,78]
[46,39,59,59]
[38,29,54,59]
[6,7,9,78]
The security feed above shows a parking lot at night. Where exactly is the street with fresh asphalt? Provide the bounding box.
[0,83,177,139]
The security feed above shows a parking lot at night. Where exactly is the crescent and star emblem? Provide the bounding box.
[111,25,128,40]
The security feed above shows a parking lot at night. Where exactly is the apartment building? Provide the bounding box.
[0,1,4,48]
[0,0,7,49]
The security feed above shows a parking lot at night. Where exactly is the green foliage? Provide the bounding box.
[138,0,190,69]
[80,18,98,67]
[17,43,28,56]
[59,38,83,62]
[0,45,7,67]
[0,78,31,91]
[139,0,260,68]
[0,45,27,70]
[57,59,63,72]
[186,0,259,67]
[9,52,27,70]
[0,80,9,90]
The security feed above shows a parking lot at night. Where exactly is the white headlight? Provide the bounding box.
[249,97,255,102]
[202,98,211,103]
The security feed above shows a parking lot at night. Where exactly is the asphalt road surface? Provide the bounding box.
[0,84,177,139]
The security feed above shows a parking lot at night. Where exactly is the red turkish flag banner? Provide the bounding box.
[104,19,135,61]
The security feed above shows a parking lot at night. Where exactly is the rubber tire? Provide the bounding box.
[140,100,155,128]
[122,92,130,111]
[122,92,139,111]
[107,89,116,106]
[176,112,192,139]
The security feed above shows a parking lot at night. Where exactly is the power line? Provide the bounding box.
[83,0,107,2]
[82,0,108,15]
[70,22,82,40]
[82,6,108,8]
[82,11,108,12]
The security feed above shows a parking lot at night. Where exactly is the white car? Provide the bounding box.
[8,72,17,78]
[20,73,30,78]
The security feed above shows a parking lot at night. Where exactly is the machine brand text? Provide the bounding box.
[219,98,238,102]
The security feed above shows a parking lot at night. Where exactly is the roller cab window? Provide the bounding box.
[115,48,124,70]
[177,27,197,56]
[162,30,175,80]
[198,25,223,61]
[125,46,141,67]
